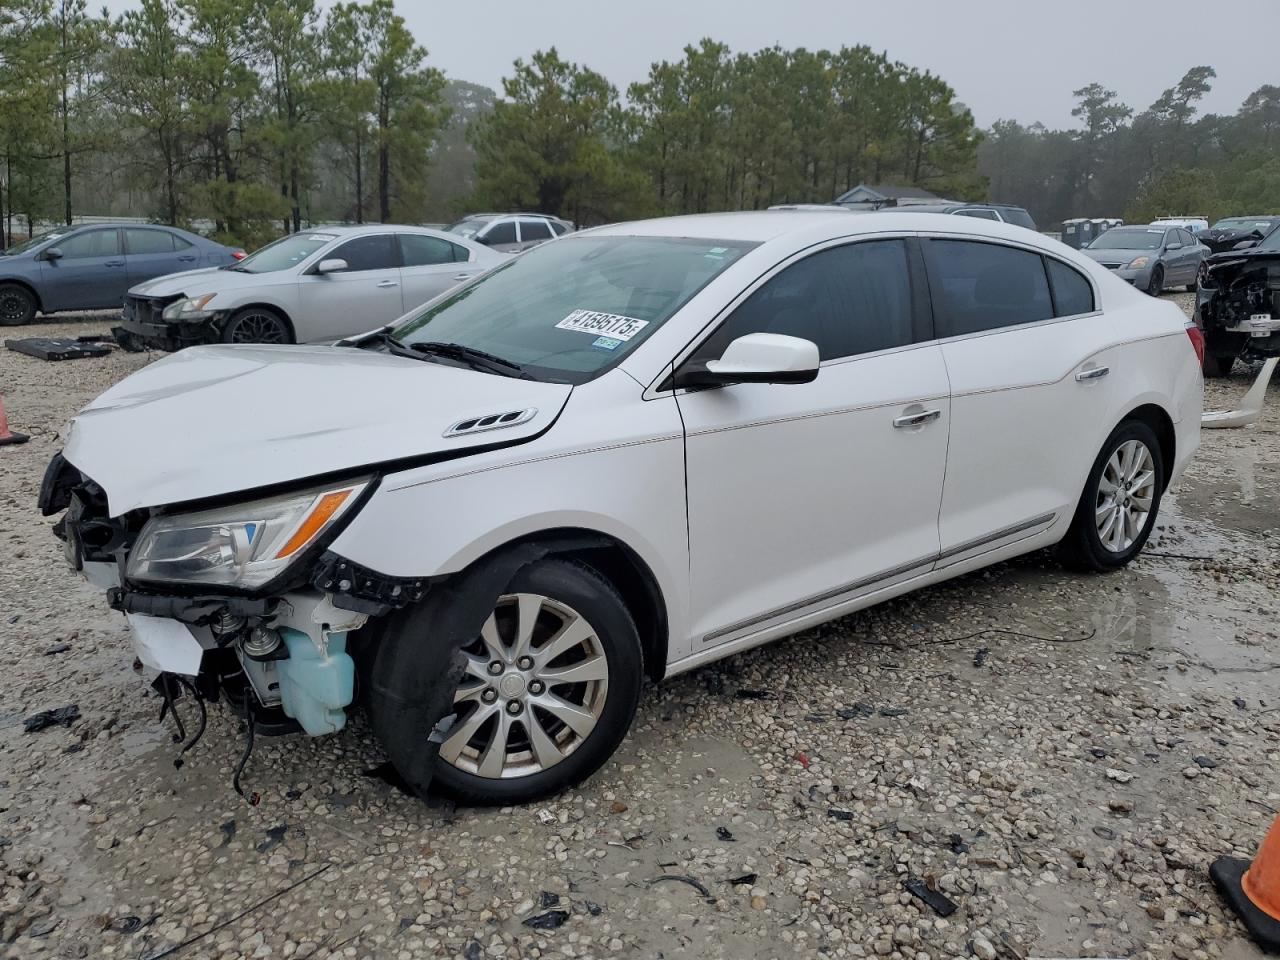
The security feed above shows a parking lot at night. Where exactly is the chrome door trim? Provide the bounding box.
[934,512,1057,569]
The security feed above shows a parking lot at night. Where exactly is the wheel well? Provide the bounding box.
[477,529,669,683]
[226,303,295,342]
[0,279,43,312]
[1123,404,1176,490]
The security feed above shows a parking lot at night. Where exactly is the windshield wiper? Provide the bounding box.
[407,341,529,378]
[368,330,427,361]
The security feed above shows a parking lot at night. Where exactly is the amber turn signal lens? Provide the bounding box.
[274,489,353,559]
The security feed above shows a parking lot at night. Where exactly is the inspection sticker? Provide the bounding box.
[556,309,649,341]
[592,336,623,350]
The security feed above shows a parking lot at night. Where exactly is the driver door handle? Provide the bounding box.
[376,280,399,288]
[1076,365,1110,382]
[893,409,942,428]
[452,272,476,282]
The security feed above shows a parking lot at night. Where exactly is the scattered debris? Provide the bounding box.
[836,703,875,719]
[794,750,811,770]
[647,874,715,903]
[5,337,111,361]
[43,643,71,656]
[715,826,735,841]
[973,647,989,667]
[1093,826,1116,840]
[727,873,758,886]
[879,707,909,717]
[537,809,557,825]
[735,689,770,700]
[521,909,569,930]
[1234,698,1248,710]
[827,808,854,822]
[948,833,970,854]
[1195,756,1219,769]
[539,890,560,909]
[583,900,603,916]
[902,876,958,917]
[23,704,80,732]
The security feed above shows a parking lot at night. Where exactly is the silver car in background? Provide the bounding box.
[1079,224,1209,296]
[116,225,506,350]
[445,213,574,252]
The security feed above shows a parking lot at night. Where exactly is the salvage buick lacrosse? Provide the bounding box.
[41,211,1202,804]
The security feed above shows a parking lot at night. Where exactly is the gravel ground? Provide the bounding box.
[0,296,1278,960]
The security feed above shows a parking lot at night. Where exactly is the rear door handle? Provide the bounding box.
[452,273,476,282]
[893,409,942,428]
[177,255,197,262]
[1076,365,1110,382]
[104,260,125,267]
[376,280,399,288]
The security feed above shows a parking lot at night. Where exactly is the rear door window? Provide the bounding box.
[518,219,554,242]
[924,239,1054,337]
[1046,259,1095,317]
[124,229,176,254]
[693,239,916,363]
[399,233,460,267]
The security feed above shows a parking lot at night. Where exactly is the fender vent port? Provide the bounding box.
[443,407,538,438]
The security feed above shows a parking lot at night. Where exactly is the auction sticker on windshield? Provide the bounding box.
[556,309,649,341]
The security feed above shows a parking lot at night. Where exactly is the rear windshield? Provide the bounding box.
[1088,229,1164,250]
[998,208,1036,230]
[394,235,756,384]
[234,232,336,273]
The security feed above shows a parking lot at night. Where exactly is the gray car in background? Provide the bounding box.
[1079,224,1208,295]
[0,223,242,325]
[445,213,573,252]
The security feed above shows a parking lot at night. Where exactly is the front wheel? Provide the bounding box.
[1146,266,1164,297]
[1056,421,1165,572]
[0,284,36,326]
[377,559,643,805]
[220,307,292,344]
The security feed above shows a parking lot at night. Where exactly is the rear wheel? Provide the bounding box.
[220,307,292,344]
[1187,262,1206,292]
[0,284,36,326]
[378,559,643,805]
[1057,420,1165,572]
[1146,266,1164,297]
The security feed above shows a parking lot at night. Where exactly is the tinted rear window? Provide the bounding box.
[1047,259,1095,317]
[925,239,1053,337]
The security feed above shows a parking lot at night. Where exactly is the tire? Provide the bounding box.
[1056,420,1165,572]
[0,284,37,326]
[379,558,643,805]
[1202,353,1233,378]
[220,307,292,344]
[1187,262,1206,292]
[1145,266,1164,297]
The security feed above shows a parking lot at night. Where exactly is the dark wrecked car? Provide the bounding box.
[1195,226,1280,377]
[1194,216,1280,256]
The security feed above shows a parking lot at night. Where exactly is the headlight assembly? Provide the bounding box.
[128,478,370,589]
[162,293,218,321]
[1126,256,1150,269]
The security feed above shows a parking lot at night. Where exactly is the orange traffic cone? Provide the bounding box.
[1212,813,1280,953]
[0,395,28,447]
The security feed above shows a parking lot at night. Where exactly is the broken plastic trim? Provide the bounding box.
[108,587,275,626]
[310,552,429,615]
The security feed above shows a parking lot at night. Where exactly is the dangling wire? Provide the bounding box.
[232,699,257,799]
[156,674,186,745]
[172,676,208,769]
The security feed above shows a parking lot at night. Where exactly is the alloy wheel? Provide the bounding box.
[440,593,610,779]
[1095,439,1156,553]
[227,312,287,343]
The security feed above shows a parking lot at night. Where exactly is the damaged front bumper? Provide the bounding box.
[39,453,428,740]
[114,295,225,352]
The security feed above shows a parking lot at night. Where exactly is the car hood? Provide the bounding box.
[1079,248,1143,264]
[129,266,260,298]
[63,344,572,516]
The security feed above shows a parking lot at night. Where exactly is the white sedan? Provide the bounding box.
[46,211,1202,804]
[115,224,506,349]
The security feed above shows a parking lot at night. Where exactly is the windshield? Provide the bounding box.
[235,232,337,273]
[2,230,69,256]
[1088,229,1165,251]
[1210,218,1274,232]
[1258,229,1280,252]
[445,218,489,238]
[393,235,756,384]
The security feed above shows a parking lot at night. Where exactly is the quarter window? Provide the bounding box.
[924,239,1054,337]
[56,229,120,259]
[695,239,915,363]
[328,235,397,272]
[399,233,466,266]
[1046,259,1095,317]
[124,228,176,254]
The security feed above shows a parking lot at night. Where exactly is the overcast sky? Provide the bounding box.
[101,0,1279,128]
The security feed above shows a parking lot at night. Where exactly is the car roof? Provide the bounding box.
[584,210,1052,246]
[291,224,457,236]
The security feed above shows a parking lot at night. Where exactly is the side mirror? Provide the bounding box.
[674,333,820,389]
[316,258,348,275]
[43,247,64,261]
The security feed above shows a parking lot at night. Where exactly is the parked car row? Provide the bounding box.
[43,210,1202,804]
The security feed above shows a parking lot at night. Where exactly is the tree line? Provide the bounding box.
[980,68,1280,226]
[1,2,1274,248]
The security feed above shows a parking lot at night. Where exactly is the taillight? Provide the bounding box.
[231,250,247,261]
[1186,324,1205,366]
